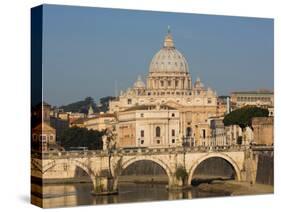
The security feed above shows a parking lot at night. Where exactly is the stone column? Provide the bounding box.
[150,123,153,146]
[183,78,186,89]
[181,112,184,136]
[180,78,183,89]
[179,112,182,134]
[188,79,191,90]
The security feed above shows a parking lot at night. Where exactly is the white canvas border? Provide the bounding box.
[0,0,280,211]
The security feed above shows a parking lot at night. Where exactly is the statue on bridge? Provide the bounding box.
[102,128,117,151]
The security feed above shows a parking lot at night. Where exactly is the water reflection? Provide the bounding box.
[32,181,230,208]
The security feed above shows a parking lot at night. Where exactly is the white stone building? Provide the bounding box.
[117,104,181,148]
[84,113,116,131]
[230,90,274,109]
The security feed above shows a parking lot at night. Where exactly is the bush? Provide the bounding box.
[175,166,188,181]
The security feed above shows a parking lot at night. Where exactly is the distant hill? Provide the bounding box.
[60,97,99,114]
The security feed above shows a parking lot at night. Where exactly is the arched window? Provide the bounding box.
[156,126,161,137]
[186,127,192,137]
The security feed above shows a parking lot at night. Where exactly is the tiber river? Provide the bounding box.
[32,179,230,208]
[32,159,236,208]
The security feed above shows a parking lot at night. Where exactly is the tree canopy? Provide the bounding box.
[223,106,269,129]
[99,96,116,112]
[60,97,99,114]
[60,127,104,150]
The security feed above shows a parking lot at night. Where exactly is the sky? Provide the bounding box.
[41,4,274,107]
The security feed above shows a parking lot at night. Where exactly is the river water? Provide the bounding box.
[32,181,230,208]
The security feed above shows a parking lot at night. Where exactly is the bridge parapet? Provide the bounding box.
[251,145,273,151]
[32,145,251,160]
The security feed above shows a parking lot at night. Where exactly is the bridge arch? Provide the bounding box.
[117,156,173,183]
[42,159,97,187]
[187,153,242,185]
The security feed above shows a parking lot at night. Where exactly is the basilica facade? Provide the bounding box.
[109,29,225,148]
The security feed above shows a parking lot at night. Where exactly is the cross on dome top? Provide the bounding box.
[163,25,174,48]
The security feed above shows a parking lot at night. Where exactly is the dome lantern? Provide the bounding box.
[163,25,174,48]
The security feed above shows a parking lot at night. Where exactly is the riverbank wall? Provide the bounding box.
[255,151,274,185]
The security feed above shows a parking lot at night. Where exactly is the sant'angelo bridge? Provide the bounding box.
[31,145,273,195]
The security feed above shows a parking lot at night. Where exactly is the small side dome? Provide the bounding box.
[133,75,145,88]
[194,77,205,89]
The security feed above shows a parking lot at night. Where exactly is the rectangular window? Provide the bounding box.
[208,98,212,104]
[141,140,144,144]
[171,129,175,136]
[140,130,144,137]
[172,139,175,143]
[127,99,132,104]
[202,129,206,139]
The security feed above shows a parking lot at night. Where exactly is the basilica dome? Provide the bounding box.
[149,29,189,73]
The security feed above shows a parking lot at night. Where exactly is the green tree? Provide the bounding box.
[223,106,269,144]
[99,96,116,112]
[60,127,105,150]
[223,106,269,130]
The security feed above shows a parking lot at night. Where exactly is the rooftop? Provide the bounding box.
[123,104,176,112]
[231,89,273,95]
